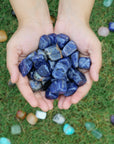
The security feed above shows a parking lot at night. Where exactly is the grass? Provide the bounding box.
[0,0,114,143]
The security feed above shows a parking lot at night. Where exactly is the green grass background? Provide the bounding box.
[0,0,114,144]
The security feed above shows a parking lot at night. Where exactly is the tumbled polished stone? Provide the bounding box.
[27,51,37,60]
[110,115,114,125]
[63,124,75,135]
[16,110,26,120]
[68,68,87,86]
[28,70,35,80]
[71,51,79,68]
[50,79,67,95]
[46,87,58,99]
[103,0,113,7]
[33,71,51,81]
[55,33,70,49]
[0,30,8,42]
[64,82,78,96]
[78,57,91,70]
[91,129,102,139]
[98,26,109,37]
[85,122,96,131]
[0,137,11,144]
[58,58,71,69]
[8,79,15,87]
[109,22,114,32]
[26,113,38,125]
[19,58,33,77]
[50,16,56,24]
[36,110,47,119]
[38,35,51,49]
[53,113,65,124]
[48,60,55,71]
[29,80,42,91]
[45,44,63,61]
[11,125,21,135]
[62,41,77,57]
[48,33,56,45]
[37,49,47,60]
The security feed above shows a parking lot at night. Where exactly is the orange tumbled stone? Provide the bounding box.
[26,113,38,125]
[0,30,7,42]
[16,110,26,120]
[50,16,56,24]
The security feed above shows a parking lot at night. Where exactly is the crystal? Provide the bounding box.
[50,79,67,95]
[11,125,21,135]
[0,30,7,42]
[53,113,65,124]
[91,129,102,139]
[37,49,47,60]
[68,68,87,86]
[63,124,75,135]
[85,122,96,131]
[19,58,33,77]
[48,33,56,45]
[64,82,78,96]
[55,33,70,49]
[78,57,91,70]
[0,137,11,144]
[26,113,38,125]
[29,80,42,91]
[98,26,109,37]
[45,44,63,61]
[62,41,77,57]
[38,35,51,49]
[8,79,15,87]
[71,51,79,68]
[16,110,26,120]
[36,110,47,119]
[50,16,56,24]
[110,115,114,125]
[109,22,114,32]
[46,87,58,99]
[103,0,113,7]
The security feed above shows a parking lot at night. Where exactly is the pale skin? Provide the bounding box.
[7,0,102,111]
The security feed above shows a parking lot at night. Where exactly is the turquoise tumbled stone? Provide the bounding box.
[63,123,75,135]
[103,0,113,7]
[91,129,103,139]
[85,122,96,131]
[11,124,21,135]
[0,137,11,144]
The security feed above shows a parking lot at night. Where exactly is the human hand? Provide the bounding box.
[7,21,54,111]
[55,18,102,109]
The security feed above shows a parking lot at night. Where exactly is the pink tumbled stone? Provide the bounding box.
[98,26,109,37]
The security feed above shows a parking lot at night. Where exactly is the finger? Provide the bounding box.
[89,42,102,81]
[58,95,66,109]
[62,96,72,110]
[7,44,21,83]
[71,73,92,104]
[17,74,38,107]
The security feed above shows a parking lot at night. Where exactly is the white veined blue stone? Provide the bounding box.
[36,110,47,119]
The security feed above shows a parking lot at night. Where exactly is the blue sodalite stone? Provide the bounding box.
[48,60,55,71]
[110,115,114,125]
[12,10,16,17]
[45,44,63,61]
[38,35,51,49]
[71,51,79,68]
[78,57,91,70]
[28,69,35,80]
[62,41,77,57]
[31,54,45,69]
[55,33,70,49]
[46,87,59,99]
[109,22,114,32]
[37,49,47,60]
[0,137,11,144]
[36,62,51,77]
[48,33,56,44]
[27,51,37,60]
[50,79,67,95]
[34,71,51,81]
[68,68,87,86]
[19,58,33,77]
[64,82,78,96]
[29,80,42,91]
[58,58,71,69]
[63,124,75,135]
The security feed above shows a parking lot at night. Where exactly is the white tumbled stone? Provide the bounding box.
[36,110,47,119]
[53,113,65,124]
[98,26,109,37]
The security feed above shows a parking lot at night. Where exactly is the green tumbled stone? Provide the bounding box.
[85,122,95,131]
[91,129,102,139]
[103,0,113,7]
[11,124,21,135]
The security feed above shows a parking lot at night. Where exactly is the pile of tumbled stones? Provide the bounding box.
[19,33,91,99]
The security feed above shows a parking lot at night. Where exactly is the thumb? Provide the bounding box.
[7,44,20,83]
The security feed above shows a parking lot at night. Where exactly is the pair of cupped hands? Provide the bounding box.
[7,15,102,112]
